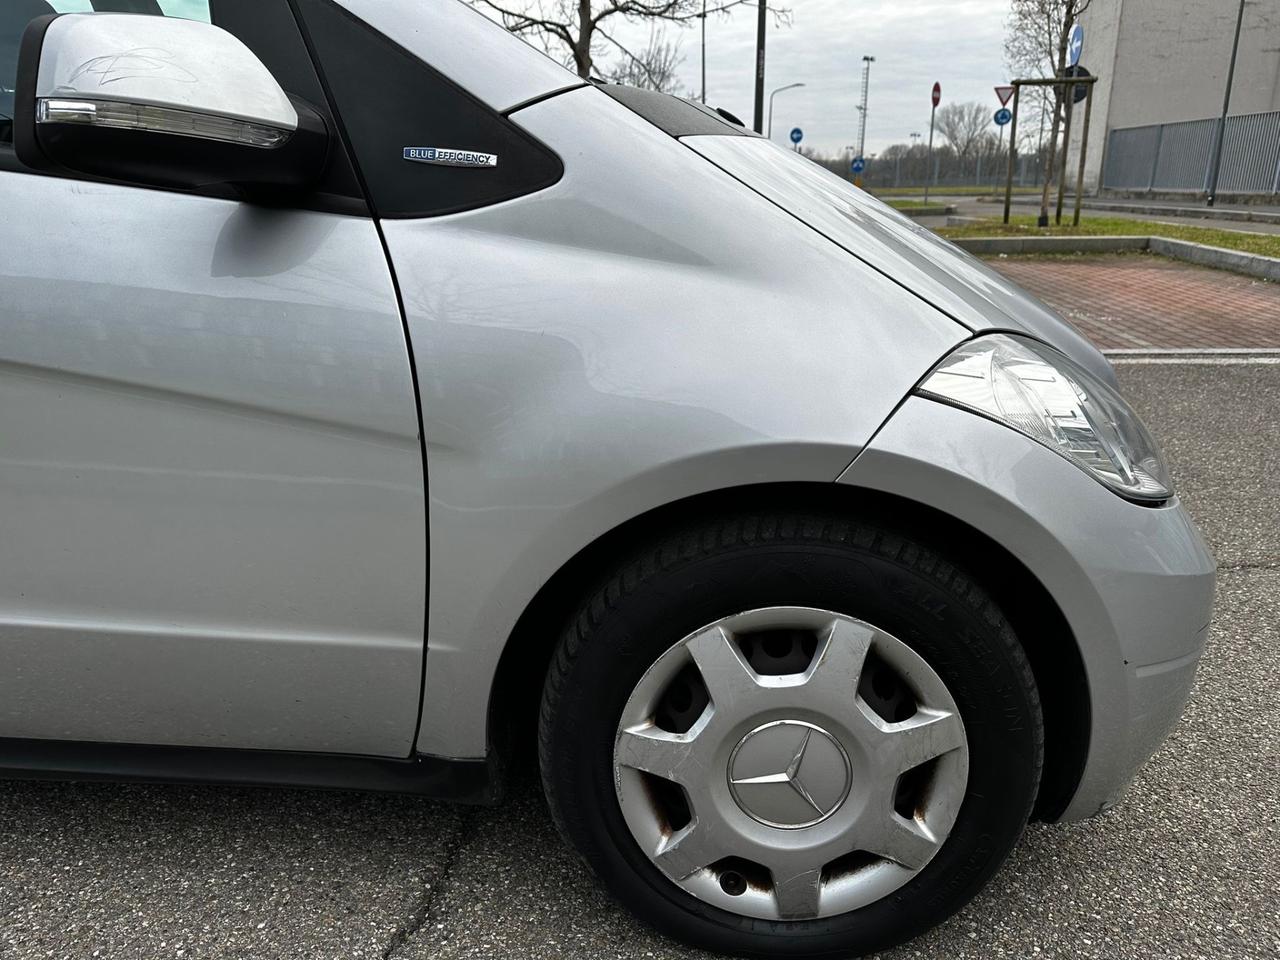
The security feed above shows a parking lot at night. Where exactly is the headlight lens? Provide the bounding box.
[917,334,1172,502]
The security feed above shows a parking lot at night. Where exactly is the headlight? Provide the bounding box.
[916,334,1172,502]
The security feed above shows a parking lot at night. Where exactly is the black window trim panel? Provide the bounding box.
[290,0,564,220]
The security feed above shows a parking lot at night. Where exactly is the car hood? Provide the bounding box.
[683,135,1117,386]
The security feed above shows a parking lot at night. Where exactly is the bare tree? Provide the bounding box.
[601,26,684,92]
[470,0,787,82]
[1004,0,1093,222]
[936,102,991,177]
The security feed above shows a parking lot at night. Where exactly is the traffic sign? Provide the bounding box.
[994,107,1012,126]
[1067,23,1084,68]
[931,82,941,107]
[851,156,866,174]
[994,85,1014,106]
[790,127,803,145]
[1060,64,1091,103]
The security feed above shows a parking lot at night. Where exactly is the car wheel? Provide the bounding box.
[539,509,1044,958]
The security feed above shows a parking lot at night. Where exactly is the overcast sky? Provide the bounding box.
[570,0,1014,158]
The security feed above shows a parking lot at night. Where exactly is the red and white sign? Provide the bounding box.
[931,82,942,107]
[995,85,1015,106]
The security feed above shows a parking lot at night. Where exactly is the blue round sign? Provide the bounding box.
[790,127,803,145]
[851,156,866,174]
[994,108,1012,126]
[1067,23,1084,68]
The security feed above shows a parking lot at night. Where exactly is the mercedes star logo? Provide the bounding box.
[727,720,852,829]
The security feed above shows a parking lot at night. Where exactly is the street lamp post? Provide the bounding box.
[857,55,875,159]
[1206,0,1247,207]
[767,82,806,140]
[753,0,767,133]
[925,100,938,204]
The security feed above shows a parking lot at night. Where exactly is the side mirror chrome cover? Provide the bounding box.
[15,13,326,194]
[34,13,297,132]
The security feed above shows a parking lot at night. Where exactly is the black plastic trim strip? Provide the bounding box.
[11,13,55,170]
[0,737,499,803]
[600,84,755,138]
[502,81,590,118]
[286,0,379,219]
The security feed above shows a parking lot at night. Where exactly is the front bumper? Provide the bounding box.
[839,396,1216,821]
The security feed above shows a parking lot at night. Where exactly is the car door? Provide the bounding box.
[0,0,426,757]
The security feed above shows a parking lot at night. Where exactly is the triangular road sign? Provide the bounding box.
[995,85,1015,106]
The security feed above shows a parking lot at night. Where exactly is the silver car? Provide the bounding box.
[0,1,1215,956]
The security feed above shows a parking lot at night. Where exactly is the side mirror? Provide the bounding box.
[14,13,327,195]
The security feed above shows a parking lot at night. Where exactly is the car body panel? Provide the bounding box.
[0,171,425,755]
[334,0,583,113]
[388,86,970,757]
[684,136,1117,387]
[0,0,1214,831]
[839,396,1216,820]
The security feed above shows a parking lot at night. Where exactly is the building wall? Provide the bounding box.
[1068,0,1280,193]
[1065,0,1124,194]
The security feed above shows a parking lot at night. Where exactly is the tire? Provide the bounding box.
[538,508,1044,959]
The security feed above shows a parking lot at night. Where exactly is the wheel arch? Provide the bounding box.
[486,481,1090,821]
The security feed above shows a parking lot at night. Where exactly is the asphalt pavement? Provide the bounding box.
[2,361,1277,960]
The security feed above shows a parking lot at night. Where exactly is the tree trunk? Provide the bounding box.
[1038,97,1062,225]
[572,0,593,77]
[1038,5,1074,225]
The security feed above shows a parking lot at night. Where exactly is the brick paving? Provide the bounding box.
[985,252,1280,350]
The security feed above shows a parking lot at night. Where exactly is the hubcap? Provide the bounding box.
[613,607,969,921]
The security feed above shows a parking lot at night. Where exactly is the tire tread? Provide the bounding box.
[535,506,1044,957]
[539,509,1044,873]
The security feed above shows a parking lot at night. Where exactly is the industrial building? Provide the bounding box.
[1066,0,1280,197]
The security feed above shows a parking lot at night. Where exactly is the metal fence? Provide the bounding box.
[852,152,1044,191]
[1102,109,1280,194]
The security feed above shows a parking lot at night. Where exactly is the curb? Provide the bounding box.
[996,196,1280,225]
[895,205,954,219]
[1148,237,1280,282]
[949,234,1280,282]
[950,235,1148,255]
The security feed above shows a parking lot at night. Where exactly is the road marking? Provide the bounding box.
[1105,347,1280,355]
[1106,347,1280,365]
[1110,356,1280,365]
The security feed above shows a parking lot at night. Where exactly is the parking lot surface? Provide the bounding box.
[2,366,1278,959]
[987,253,1280,350]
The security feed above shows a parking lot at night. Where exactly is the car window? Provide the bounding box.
[0,0,212,143]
